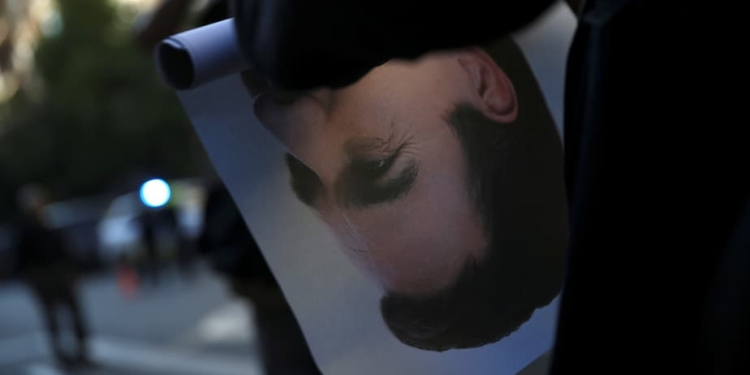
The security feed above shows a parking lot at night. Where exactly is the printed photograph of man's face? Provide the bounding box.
[243,37,568,352]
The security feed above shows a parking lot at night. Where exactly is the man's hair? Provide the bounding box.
[379,37,567,351]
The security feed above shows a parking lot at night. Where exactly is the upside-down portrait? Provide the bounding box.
[246,35,568,352]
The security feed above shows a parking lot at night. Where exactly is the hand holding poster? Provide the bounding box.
[158,2,576,374]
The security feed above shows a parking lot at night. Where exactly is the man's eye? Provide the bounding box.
[354,155,396,180]
[364,159,388,173]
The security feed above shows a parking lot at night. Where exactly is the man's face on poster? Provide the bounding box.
[254,49,516,294]
[250,39,568,351]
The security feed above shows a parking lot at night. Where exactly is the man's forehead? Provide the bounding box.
[343,135,396,156]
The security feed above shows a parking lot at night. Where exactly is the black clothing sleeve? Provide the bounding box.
[231,0,556,90]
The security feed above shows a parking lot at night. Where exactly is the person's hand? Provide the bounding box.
[231,0,556,91]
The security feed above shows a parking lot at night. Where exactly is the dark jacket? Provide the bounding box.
[199,182,276,287]
[15,215,71,272]
[15,214,78,294]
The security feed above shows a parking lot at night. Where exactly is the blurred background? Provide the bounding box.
[0,1,279,374]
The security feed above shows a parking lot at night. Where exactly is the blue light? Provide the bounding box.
[140,179,171,208]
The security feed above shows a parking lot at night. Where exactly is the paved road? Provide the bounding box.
[0,264,263,375]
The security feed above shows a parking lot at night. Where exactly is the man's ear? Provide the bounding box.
[458,48,518,123]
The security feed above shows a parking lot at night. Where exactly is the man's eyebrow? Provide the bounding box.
[285,153,323,207]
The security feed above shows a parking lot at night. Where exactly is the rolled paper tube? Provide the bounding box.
[155,19,249,90]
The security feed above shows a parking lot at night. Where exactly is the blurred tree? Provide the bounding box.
[0,0,207,220]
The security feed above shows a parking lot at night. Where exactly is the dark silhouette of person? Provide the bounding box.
[137,204,183,284]
[199,181,321,375]
[14,185,91,368]
[137,207,161,283]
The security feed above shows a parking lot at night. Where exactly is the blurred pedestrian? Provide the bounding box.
[137,201,192,283]
[14,184,92,369]
[137,206,162,284]
[168,203,197,281]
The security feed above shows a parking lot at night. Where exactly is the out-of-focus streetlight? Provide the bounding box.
[139,178,171,208]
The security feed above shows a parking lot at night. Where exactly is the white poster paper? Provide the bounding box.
[174,3,576,374]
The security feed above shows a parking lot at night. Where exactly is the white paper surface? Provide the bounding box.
[176,3,576,374]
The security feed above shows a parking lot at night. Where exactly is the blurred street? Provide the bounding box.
[1,2,315,375]
[0,265,263,375]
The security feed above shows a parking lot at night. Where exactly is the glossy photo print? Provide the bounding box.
[175,2,576,374]
[251,36,567,352]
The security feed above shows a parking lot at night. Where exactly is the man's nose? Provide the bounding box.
[306,89,333,111]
